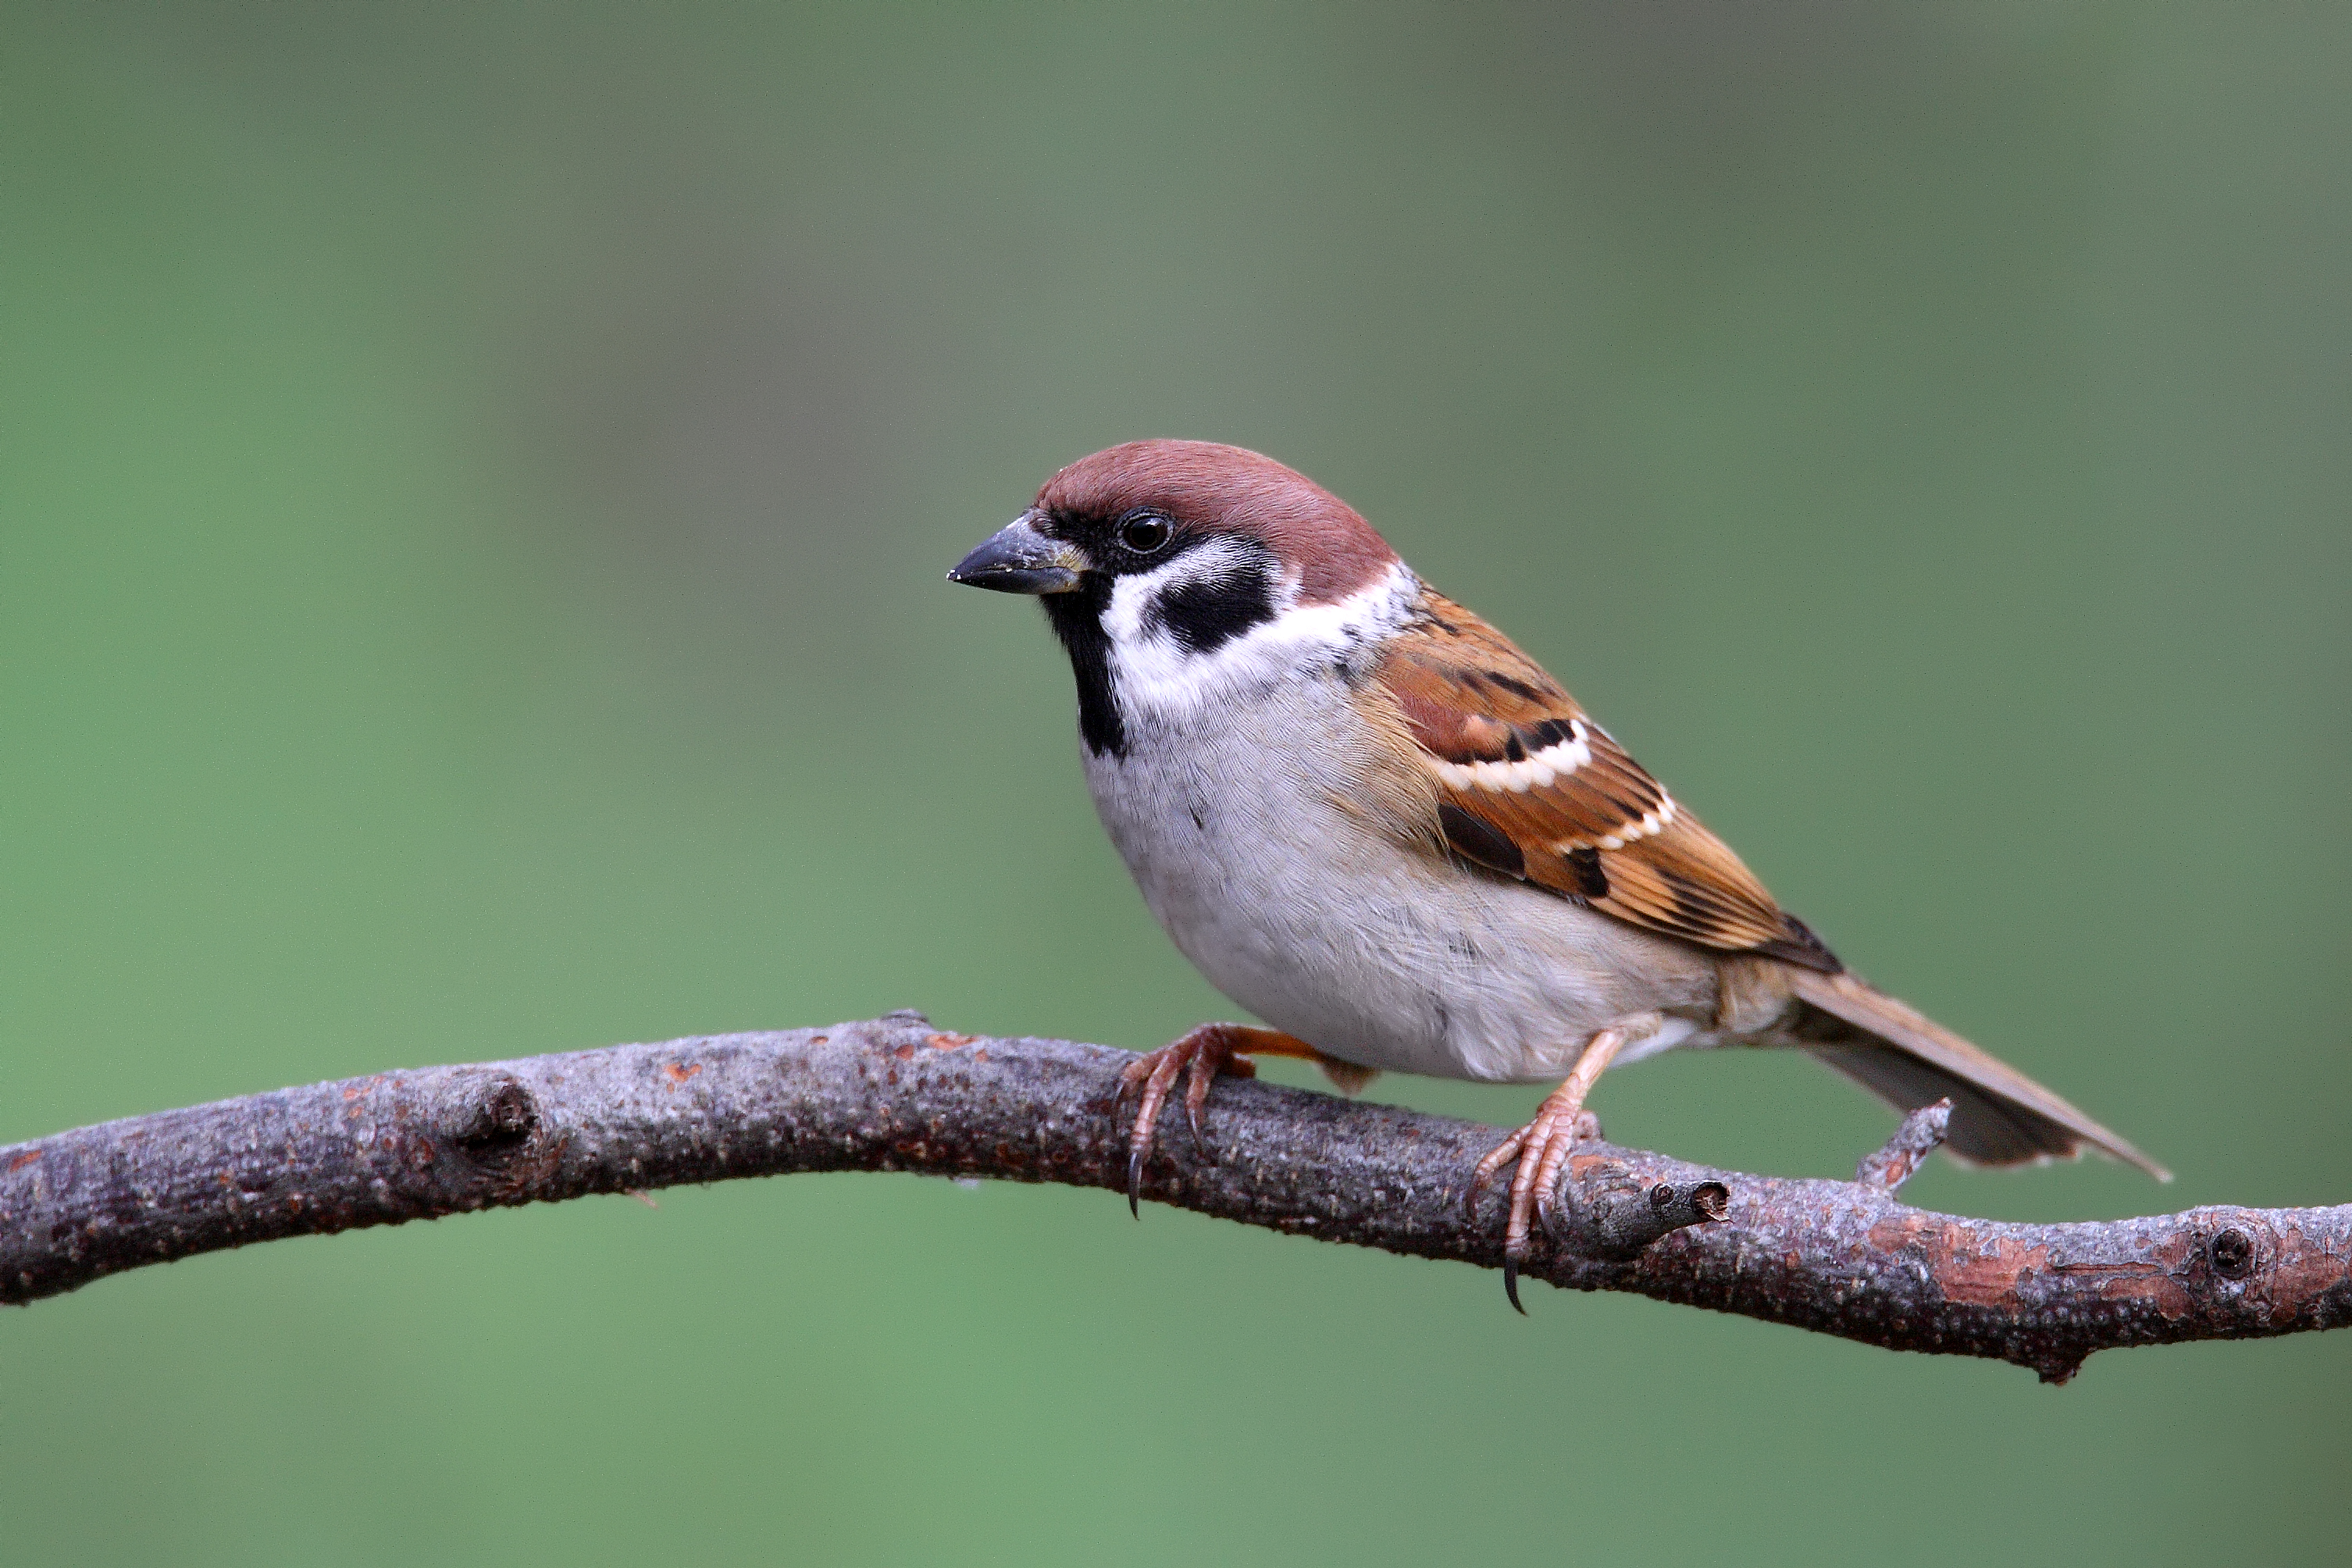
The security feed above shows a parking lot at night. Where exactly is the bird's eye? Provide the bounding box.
[1118,513,1172,554]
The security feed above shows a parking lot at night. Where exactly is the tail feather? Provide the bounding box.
[1786,969,2169,1181]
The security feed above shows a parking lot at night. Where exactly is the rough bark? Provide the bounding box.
[3,1014,2344,1381]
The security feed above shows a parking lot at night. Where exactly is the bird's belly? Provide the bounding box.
[1083,700,1716,1084]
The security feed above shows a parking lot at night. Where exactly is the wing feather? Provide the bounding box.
[1371,590,1837,971]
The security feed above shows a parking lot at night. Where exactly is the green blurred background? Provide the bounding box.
[4,4,2347,1563]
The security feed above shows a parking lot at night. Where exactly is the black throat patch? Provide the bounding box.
[1041,579,1124,757]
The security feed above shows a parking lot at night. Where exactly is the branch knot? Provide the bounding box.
[451,1078,538,1158]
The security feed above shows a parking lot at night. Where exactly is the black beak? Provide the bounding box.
[949,513,1085,594]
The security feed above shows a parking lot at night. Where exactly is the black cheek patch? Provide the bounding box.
[1146,562,1278,654]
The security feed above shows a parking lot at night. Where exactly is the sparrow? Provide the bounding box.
[950,440,2166,1308]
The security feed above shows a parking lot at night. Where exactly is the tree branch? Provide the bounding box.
[3,1014,2344,1381]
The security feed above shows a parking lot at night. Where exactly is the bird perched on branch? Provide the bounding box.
[950,440,2165,1307]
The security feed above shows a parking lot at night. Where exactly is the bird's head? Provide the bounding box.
[950,441,1410,753]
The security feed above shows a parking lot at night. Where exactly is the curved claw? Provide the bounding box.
[1182,1049,1227,1159]
[1468,1124,1538,1312]
[1112,1025,1283,1216]
[1497,1106,1580,1307]
[1117,1044,1187,1216]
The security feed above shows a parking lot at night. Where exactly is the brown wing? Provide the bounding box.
[1369,591,1838,971]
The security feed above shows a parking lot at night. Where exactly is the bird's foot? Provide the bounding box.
[1113,1023,1321,1217]
[1465,1026,1630,1313]
[1468,1095,1603,1313]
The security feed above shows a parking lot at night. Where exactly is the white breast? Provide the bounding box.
[1082,674,1719,1083]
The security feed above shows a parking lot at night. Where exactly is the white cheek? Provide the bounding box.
[1102,542,1253,647]
[1107,559,1416,724]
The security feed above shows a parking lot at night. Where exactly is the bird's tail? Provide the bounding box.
[1784,968,2170,1181]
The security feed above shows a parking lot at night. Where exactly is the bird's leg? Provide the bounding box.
[1467,1026,1628,1313]
[1114,1024,1346,1217]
